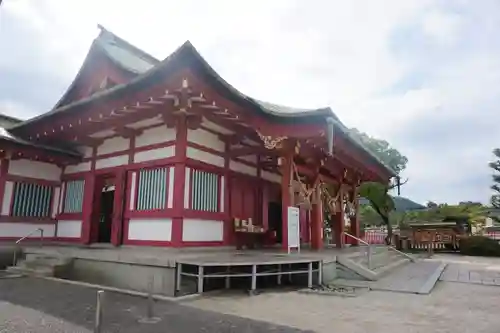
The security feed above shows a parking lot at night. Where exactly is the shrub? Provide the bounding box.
[460,236,500,257]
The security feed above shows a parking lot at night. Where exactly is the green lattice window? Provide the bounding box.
[190,169,219,212]
[136,167,168,211]
[11,182,53,217]
[63,180,85,213]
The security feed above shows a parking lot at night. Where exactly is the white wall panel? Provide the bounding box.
[133,146,174,163]
[56,220,82,238]
[182,219,223,242]
[97,136,130,155]
[95,155,128,169]
[64,162,91,174]
[186,147,224,167]
[135,126,176,147]
[261,170,282,183]
[127,219,172,241]
[229,160,257,176]
[0,223,55,238]
[1,181,13,215]
[187,128,225,152]
[8,159,62,181]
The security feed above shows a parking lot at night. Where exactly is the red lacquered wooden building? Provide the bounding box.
[0,26,395,249]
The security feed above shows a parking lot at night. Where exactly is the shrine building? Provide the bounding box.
[0,26,395,251]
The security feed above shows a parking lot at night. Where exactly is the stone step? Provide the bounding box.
[330,260,446,294]
[6,265,54,277]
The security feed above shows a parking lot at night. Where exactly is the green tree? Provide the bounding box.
[349,128,408,174]
[349,129,408,244]
[359,181,395,244]
[489,148,500,222]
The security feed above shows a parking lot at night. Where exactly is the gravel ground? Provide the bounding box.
[189,258,500,333]
[0,277,311,333]
[0,301,90,333]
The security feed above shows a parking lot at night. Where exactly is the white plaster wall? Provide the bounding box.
[64,162,91,174]
[182,219,224,242]
[8,159,62,181]
[167,166,175,209]
[56,220,82,238]
[230,160,257,176]
[187,128,225,152]
[1,181,13,215]
[97,136,130,155]
[261,170,282,183]
[133,146,174,163]
[127,218,172,241]
[220,176,225,213]
[184,167,191,209]
[186,147,224,167]
[95,155,128,169]
[0,223,55,238]
[77,146,93,158]
[129,172,137,210]
[51,187,60,218]
[135,126,176,148]
[58,182,65,214]
[128,117,163,129]
[238,155,258,164]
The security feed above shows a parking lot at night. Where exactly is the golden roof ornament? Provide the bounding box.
[256,130,287,149]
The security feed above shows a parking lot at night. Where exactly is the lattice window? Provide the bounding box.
[190,169,219,212]
[63,180,85,213]
[11,182,53,217]
[136,167,168,211]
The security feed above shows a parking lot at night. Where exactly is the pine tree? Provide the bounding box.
[488,148,500,221]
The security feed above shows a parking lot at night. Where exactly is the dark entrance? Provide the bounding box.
[268,201,283,244]
[98,186,115,243]
[90,175,116,244]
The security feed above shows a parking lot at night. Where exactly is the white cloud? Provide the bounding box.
[1,0,499,205]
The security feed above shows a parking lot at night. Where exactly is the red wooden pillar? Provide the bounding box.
[334,186,345,248]
[310,186,323,250]
[0,159,10,214]
[261,184,269,231]
[110,168,126,246]
[349,187,360,246]
[81,173,96,244]
[171,116,187,247]
[280,154,293,251]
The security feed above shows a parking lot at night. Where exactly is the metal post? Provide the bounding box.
[176,263,182,292]
[318,261,323,286]
[307,262,313,288]
[225,266,231,289]
[138,274,161,324]
[40,229,44,247]
[197,266,204,294]
[94,290,104,333]
[147,275,154,319]
[367,246,372,270]
[277,264,282,285]
[250,264,257,294]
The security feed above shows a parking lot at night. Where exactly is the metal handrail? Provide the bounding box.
[387,245,416,262]
[12,228,44,266]
[344,232,372,269]
[344,232,370,246]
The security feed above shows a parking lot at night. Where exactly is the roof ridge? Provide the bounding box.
[97,24,160,64]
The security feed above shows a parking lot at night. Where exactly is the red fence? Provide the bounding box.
[362,231,386,244]
[363,230,500,244]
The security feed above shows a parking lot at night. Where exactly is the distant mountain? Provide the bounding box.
[359,196,425,212]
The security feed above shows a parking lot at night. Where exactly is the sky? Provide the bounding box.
[0,0,499,205]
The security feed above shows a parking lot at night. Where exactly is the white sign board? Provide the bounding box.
[287,206,300,253]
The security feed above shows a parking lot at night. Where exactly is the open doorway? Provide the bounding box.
[268,201,283,244]
[90,176,115,244]
[98,184,115,243]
